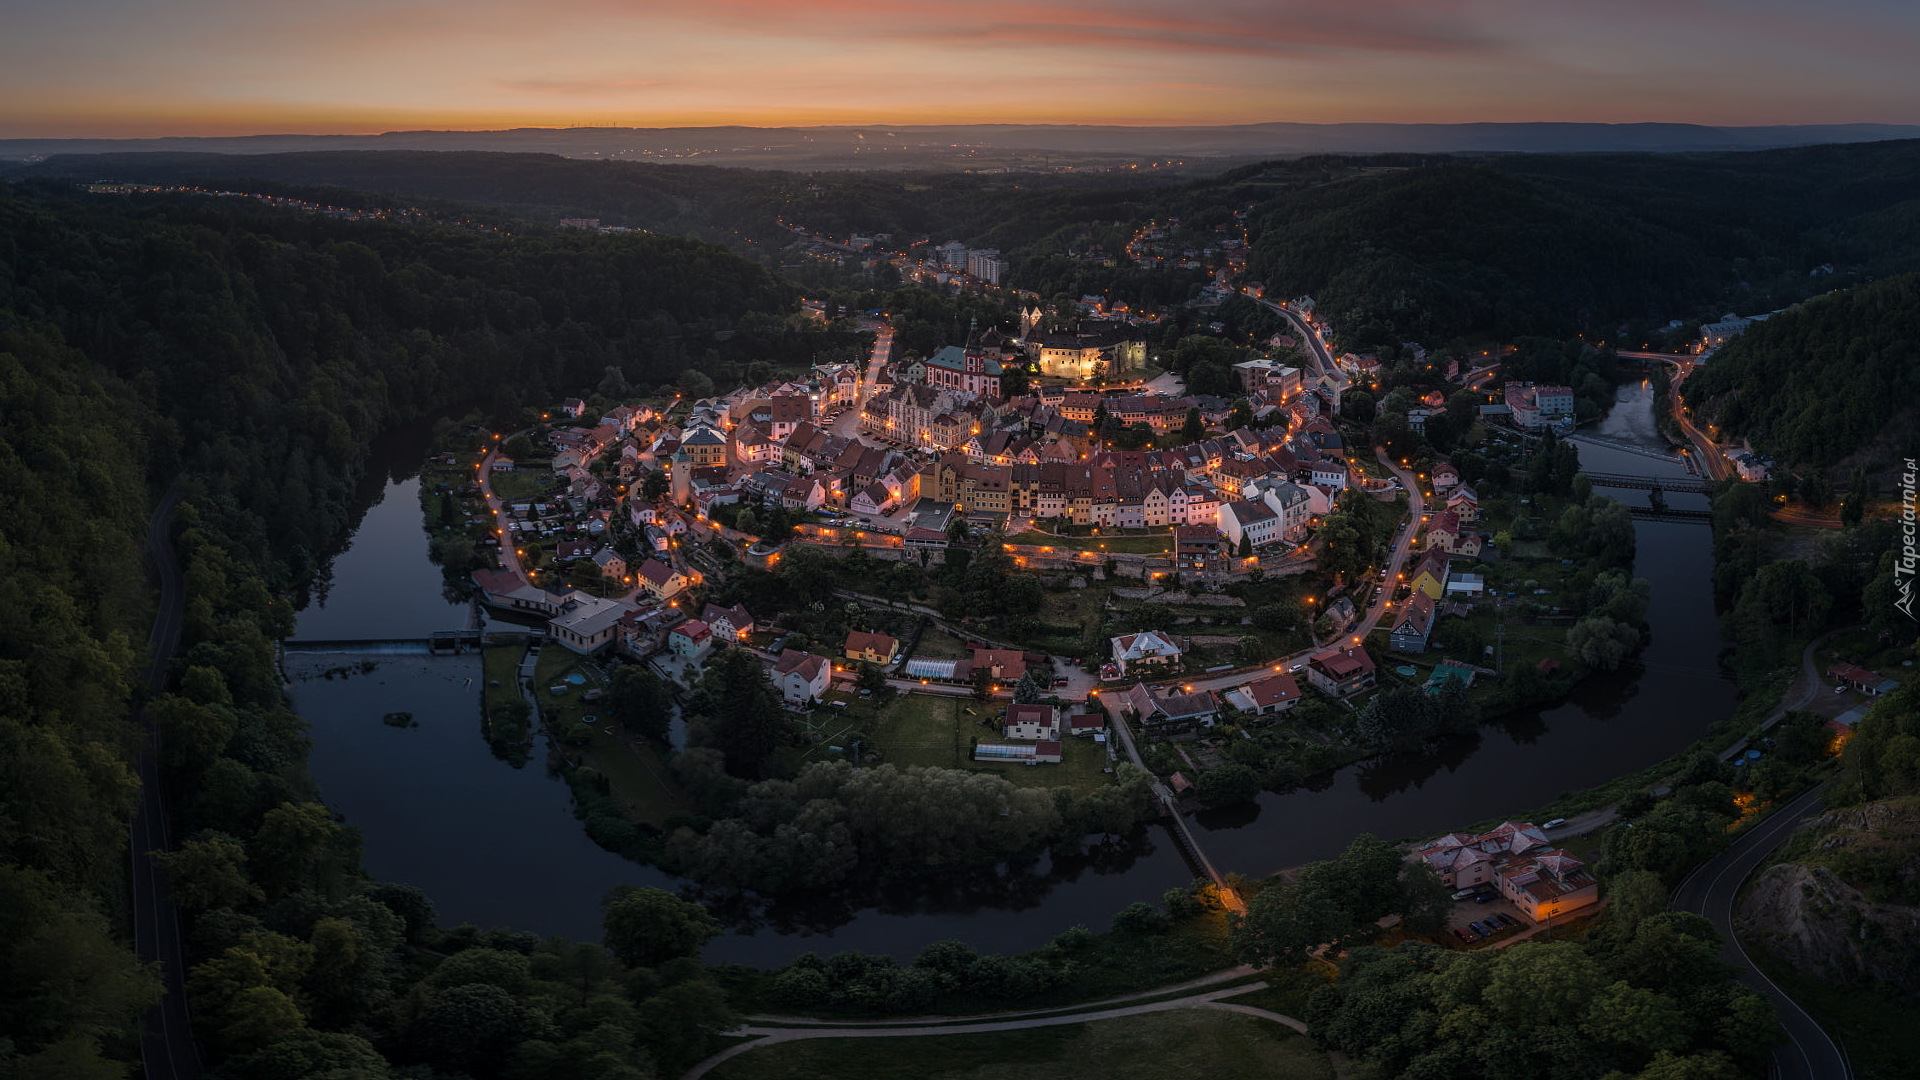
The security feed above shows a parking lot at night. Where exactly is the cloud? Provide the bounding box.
[501,77,679,95]
[601,0,1508,59]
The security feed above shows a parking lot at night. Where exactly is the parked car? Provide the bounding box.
[1541,817,1567,830]
[1450,888,1479,901]
[1496,913,1518,928]
[1452,927,1473,942]
[1475,891,1498,904]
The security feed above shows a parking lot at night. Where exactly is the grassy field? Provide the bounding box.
[489,468,554,503]
[706,1009,1333,1080]
[912,629,974,660]
[868,693,971,770]
[971,734,1113,797]
[805,692,1117,797]
[532,649,685,826]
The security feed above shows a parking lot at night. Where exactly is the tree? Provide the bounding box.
[504,433,536,462]
[855,660,894,704]
[695,648,793,776]
[154,831,262,912]
[1181,406,1205,444]
[368,882,438,944]
[676,368,715,398]
[1397,859,1454,934]
[1568,615,1640,670]
[608,664,673,743]
[1237,534,1254,558]
[946,514,972,548]
[1228,397,1254,431]
[409,982,549,1080]
[641,469,671,503]
[250,802,350,899]
[1195,763,1262,806]
[1013,671,1043,704]
[971,665,995,702]
[600,885,720,968]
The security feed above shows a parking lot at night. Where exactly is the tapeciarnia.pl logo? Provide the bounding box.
[1899,457,1917,621]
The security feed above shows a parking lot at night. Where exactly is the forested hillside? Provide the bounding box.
[1684,273,1920,469]
[24,139,1920,357]
[0,183,808,1077]
[0,180,806,578]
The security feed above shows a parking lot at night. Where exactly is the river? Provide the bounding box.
[287,381,1731,964]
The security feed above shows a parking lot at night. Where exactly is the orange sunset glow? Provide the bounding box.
[5,0,1920,136]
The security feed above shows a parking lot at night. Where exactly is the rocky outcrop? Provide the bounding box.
[1736,802,1920,994]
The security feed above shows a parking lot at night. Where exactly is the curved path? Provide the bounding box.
[130,482,205,1080]
[1672,784,1849,1080]
[682,980,1319,1080]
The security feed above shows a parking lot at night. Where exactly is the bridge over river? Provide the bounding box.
[1584,471,1714,496]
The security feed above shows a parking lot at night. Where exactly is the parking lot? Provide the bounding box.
[1446,887,1529,945]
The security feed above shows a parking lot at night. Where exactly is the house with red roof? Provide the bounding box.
[1003,703,1061,741]
[635,558,690,600]
[1224,673,1302,717]
[843,630,900,665]
[772,649,831,709]
[1306,645,1376,697]
[667,619,713,663]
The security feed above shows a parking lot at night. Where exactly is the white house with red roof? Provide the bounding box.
[1111,629,1181,677]
[1223,673,1301,716]
[1003,703,1061,741]
[772,649,831,709]
[667,619,713,663]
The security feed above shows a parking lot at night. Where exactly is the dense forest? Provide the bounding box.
[0,182,809,1077]
[0,180,813,579]
[1685,273,1920,470]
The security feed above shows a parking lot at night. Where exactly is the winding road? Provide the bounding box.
[1672,784,1848,1080]
[679,977,1328,1080]
[130,482,205,1080]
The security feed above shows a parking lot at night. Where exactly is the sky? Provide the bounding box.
[4,0,1920,136]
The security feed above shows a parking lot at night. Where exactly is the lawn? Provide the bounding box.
[706,1009,1333,1080]
[489,468,554,503]
[869,693,970,770]
[532,649,685,826]
[971,733,1113,798]
[819,692,1117,797]
[912,629,974,660]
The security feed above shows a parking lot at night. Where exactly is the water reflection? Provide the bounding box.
[294,384,1733,961]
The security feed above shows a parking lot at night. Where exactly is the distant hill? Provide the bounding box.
[4,121,1918,170]
[1683,273,1920,470]
[1239,140,1920,350]
[19,139,1920,359]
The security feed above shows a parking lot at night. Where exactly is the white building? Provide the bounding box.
[1110,630,1182,677]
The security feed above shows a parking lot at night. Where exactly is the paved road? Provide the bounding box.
[680,980,1300,1080]
[1666,363,1735,483]
[1350,451,1424,643]
[1251,297,1333,377]
[130,482,204,1080]
[1672,785,1849,1080]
